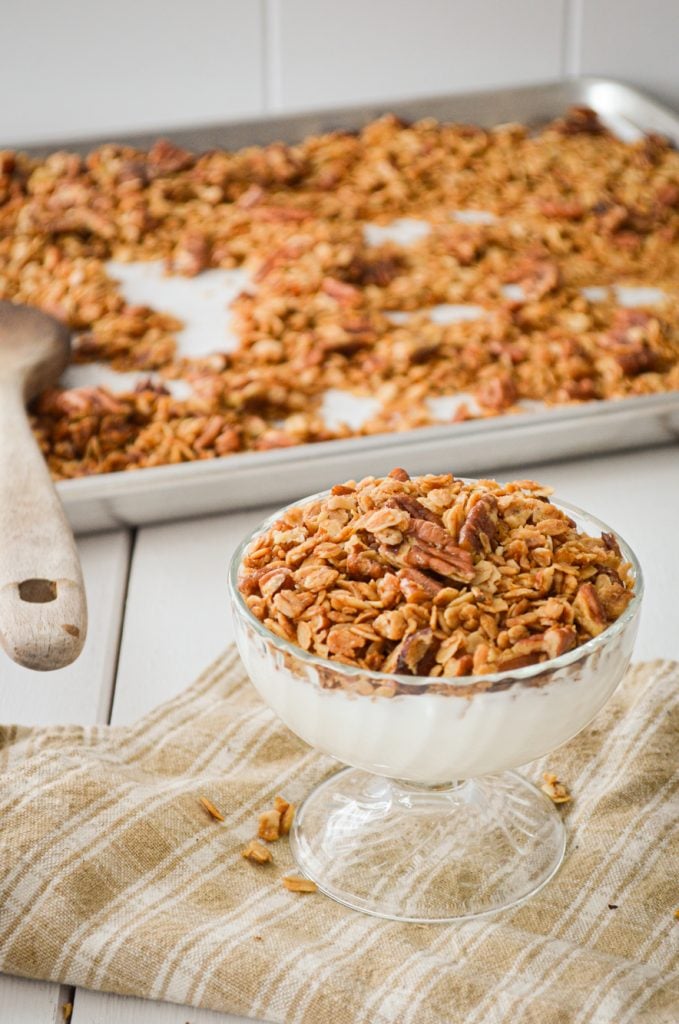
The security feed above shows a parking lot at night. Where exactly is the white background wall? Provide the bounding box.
[1,0,678,145]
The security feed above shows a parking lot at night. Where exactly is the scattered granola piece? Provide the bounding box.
[282,875,318,893]
[541,772,572,804]
[199,796,225,822]
[258,808,282,842]
[62,1004,73,1022]
[242,839,273,864]
[278,801,296,836]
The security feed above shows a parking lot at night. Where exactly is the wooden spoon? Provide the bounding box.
[0,301,87,670]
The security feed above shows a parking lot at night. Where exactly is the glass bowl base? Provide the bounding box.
[290,767,566,922]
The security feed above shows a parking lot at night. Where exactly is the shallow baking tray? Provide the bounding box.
[20,77,679,531]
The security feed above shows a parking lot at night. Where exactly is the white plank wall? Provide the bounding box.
[0,0,265,145]
[265,0,566,110]
[577,0,679,108]
[2,1,678,146]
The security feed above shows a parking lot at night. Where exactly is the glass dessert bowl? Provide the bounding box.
[228,479,642,923]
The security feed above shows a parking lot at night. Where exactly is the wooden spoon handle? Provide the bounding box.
[0,385,87,670]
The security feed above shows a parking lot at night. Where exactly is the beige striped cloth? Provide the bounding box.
[0,650,677,1024]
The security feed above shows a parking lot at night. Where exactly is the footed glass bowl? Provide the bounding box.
[228,493,642,923]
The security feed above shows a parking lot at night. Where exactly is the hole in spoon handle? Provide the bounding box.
[18,578,58,603]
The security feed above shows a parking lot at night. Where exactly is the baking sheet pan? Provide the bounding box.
[17,77,679,531]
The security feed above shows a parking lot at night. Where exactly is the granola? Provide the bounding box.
[0,108,677,479]
[541,772,573,804]
[242,839,273,864]
[257,808,282,842]
[282,875,318,893]
[198,795,225,822]
[238,469,635,678]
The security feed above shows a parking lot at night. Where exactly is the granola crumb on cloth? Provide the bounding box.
[282,876,318,894]
[242,840,273,864]
[198,795,225,822]
[258,808,282,842]
[238,469,634,679]
[541,772,573,804]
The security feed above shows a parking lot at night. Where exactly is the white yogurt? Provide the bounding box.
[234,608,638,785]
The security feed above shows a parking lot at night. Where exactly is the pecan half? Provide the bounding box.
[459,494,499,553]
[407,517,459,552]
[386,494,443,525]
[405,541,475,583]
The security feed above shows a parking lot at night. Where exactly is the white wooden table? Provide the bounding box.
[2,444,678,1024]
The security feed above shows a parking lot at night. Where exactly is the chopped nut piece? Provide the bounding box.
[242,840,273,864]
[573,583,607,637]
[271,795,295,834]
[282,875,318,893]
[541,772,572,804]
[387,494,443,525]
[273,794,290,816]
[280,803,295,835]
[387,627,437,675]
[199,796,225,822]
[258,809,282,842]
[398,567,443,601]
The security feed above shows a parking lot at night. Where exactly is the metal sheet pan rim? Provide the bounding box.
[16,76,679,156]
[56,391,679,503]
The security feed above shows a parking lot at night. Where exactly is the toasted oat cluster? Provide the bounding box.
[1,106,679,479]
[238,469,634,679]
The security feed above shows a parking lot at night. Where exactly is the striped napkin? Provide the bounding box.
[0,650,677,1024]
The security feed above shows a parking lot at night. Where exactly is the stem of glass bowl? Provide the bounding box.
[290,767,566,923]
[396,779,465,793]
